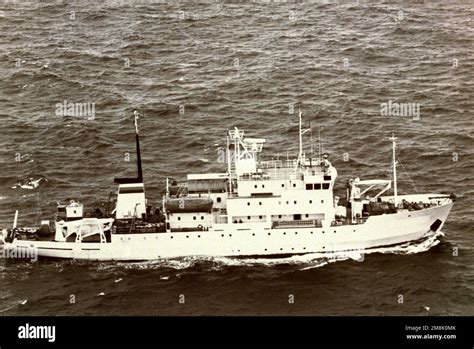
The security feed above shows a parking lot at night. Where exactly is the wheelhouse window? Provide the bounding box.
[314,183,321,190]
[322,183,330,190]
[305,183,313,190]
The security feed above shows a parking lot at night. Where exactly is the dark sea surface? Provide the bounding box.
[0,1,473,315]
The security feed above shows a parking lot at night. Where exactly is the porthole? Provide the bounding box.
[262,185,265,188]
[247,202,250,206]
[321,200,324,203]
[281,184,284,188]
[268,233,271,236]
[259,202,262,206]
[193,216,196,220]
[295,232,298,235]
[309,200,312,204]
[186,235,189,238]
[259,215,262,219]
[303,247,306,250]
[221,234,224,237]
[280,248,283,251]
[322,231,325,234]
[254,185,257,188]
[265,248,268,251]
[333,230,336,233]
[247,216,251,220]
[198,235,201,238]
[178,217,181,221]
[278,215,282,219]
[252,233,255,236]
[310,231,313,234]
[229,234,232,237]
[171,236,174,239]
[294,201,297,204]
[293,184,296,188]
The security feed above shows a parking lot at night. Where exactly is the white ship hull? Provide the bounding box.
[3,202,453,261]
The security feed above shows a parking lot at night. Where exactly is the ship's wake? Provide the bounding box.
[98,232,444,272]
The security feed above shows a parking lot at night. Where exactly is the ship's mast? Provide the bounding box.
[298,109,303,165]
[134,111,143,182]
[226,135,232,192]
[114,110,144,184]
[296,109,310,170]
[389,133,398,206]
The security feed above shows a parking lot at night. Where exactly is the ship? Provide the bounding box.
[1,111,455,261]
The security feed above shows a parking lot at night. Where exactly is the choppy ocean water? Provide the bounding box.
[0,1,473,315]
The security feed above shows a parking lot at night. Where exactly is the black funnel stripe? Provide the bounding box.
[114,121,144,184]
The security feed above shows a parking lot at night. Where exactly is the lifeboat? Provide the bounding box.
[165,197,213,213]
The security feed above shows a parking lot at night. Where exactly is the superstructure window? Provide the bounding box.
[306,183,313,190]
[314,183,321,190]
[217,197,221,203]
[322,183,330,190]
[293,183,296,188]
